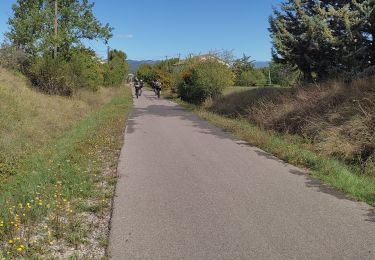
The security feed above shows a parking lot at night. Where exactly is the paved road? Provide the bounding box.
[109,89,375,259]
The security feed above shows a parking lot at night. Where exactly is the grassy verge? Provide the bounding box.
[173,98,375,206]
[0,85,132,258]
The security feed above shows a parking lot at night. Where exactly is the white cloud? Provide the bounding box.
[117,33,133,39]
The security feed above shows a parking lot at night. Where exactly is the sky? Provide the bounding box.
[0,0,282,61]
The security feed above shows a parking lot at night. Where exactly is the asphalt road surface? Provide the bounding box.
[109,89,375,259]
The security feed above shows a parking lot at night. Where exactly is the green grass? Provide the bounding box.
[0,85,133,258]
[0,67,121,180]
[174,98,375,206]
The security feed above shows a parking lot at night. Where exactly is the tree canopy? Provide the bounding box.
[269,0,374,82]
[7,0,113,58]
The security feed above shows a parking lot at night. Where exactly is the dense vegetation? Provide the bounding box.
[177,58,234,104]
[0,0,131,257]
[137,52,299,104]
[270,0,374,82]
[210,79,375,176]
[0,67,132,258]
[1,0,128,95]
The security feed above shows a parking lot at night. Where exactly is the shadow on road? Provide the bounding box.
[127,97,239,145]
[126,93,375,220]
[366,209,375,223]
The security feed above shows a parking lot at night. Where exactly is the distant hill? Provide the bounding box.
[254,61,270,68]
[128,60,159,73]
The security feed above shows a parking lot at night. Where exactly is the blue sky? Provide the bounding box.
[0,0,281,61]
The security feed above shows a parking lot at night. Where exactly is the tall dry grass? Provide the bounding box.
[210,78,375,175]
[0,67,120,171]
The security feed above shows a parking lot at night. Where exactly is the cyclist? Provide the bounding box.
[134,78,141,98]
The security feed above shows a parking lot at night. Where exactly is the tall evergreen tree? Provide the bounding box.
[270,0,374,82]
[355,0,375,66]
[269,0,335,81]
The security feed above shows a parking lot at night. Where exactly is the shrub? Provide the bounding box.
[103,50,128,87]
[237,69,267,86]
[268,63,299,87]
[29,56,75,96]
[0,43,29,71]
[153,68,174,90]
[28,49,105,95]
[137,64,175,91]
[209,77,375,172]
[137,64,154,83]
[177,60,234,104]
[70,50,103,91]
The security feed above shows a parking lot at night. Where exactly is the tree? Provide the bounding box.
[356,0,375,65]
[269,0,373,82]
[70,48,103,91]
[210,49,236,65]
[239,69,267,86]
[177,60,234,104]
[269,0,336,82]
[137,64,154,83]
[321,0,371,74]
[233,54,255,86]
[154,58,179,74]
[7,0,112,58]
[103,49,128,87]
[268,62,299,87]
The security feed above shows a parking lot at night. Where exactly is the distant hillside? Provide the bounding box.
[128,60,159,73]
[254,61,270,68]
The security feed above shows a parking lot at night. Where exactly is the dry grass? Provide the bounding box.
[0,67,120,170]
[0,66,132,257]
[210,78,375,175]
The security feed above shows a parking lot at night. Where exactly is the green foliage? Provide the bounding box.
[136,59,177,90]
[0,84,132,256]
[70,49,103,91]
[154,58,179,73]
[153,68,174,90]
[269,0,373,82]
[28,48,105,95]
[177,60,234,104]
[233,54,255,86]
[7,0,113,58]
[29,55,75,95]
[136,64,154,83]
[268,62,299,87]
[103,49,129,87]
[237,69,267,86]
[3,0,128,95]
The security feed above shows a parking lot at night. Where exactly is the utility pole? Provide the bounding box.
[268,67,272,86]
[107,46,110,63]
[54,0,58,59]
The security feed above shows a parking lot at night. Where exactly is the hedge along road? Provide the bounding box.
[109,89,375,259]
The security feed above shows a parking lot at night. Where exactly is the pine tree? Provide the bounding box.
[356,0,375,66]
[270,0,374,81]
[323,0,370,74]
[269,0,336,81]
